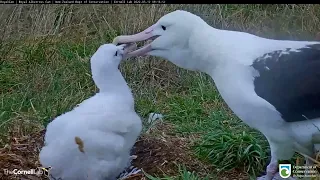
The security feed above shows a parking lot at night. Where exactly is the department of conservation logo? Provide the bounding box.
[279,164,291,178]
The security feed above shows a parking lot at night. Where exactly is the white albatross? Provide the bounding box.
[39,44,142,180]
[113,10,320,180]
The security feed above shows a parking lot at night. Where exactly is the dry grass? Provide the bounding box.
[1,4,320,180]
[0,119,44,180]
[1,5,320,40]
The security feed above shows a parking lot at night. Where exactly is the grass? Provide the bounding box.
[1,4,320,180]
[144,165,211,180]
[195,130,267,176]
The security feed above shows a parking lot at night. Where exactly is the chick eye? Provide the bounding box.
[114,51,118,56]
[161,25,166,31]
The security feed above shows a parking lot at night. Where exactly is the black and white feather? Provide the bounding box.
[113,10,320,180]
[252,44,320,123]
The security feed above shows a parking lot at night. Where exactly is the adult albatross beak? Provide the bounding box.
[113,24,156,58]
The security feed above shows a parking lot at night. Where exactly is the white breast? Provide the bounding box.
[210,63,282,129]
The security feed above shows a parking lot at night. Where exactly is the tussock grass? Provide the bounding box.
[195,130,267,176]
[1,4,320,179]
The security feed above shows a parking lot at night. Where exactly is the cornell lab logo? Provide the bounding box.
[279,164,291,178]
[40,166,51,178]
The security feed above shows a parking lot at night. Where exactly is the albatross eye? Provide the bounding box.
[161,25,166,31]
[114,51,118,56]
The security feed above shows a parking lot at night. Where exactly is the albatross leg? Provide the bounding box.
[263,161,297,180]
[260,139,281,180]
[258,137,296,180]
[265,158,278,180]
[305,157,313,166]
[256,152,278,180]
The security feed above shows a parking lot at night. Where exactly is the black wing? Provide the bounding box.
[251,44,320,122]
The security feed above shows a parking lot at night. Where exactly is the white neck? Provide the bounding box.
[92,65,132,98]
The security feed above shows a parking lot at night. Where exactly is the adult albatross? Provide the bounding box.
[113,10,320,179]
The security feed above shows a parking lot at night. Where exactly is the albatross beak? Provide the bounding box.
[113,24,156,57]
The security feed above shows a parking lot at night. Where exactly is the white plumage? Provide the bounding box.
[39,44,142,180]
[114,10,320,180]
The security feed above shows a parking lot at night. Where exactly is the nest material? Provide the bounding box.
[0,130,45,180]
[0,129,143,180]
[0,122,250,180]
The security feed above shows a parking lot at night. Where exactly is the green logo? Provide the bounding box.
[279,164,291,178]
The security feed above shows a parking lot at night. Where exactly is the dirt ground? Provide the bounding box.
[129,123,249,180]
[0,122,249,180]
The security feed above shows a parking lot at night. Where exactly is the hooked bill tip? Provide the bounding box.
[113,36,122,45]
[112,37,118,45]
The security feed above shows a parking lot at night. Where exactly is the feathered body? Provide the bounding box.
[114,10,320,179]
[39,44,142,180]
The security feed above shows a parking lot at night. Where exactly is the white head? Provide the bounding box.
[113,10,210,71]
[90,44,133,92]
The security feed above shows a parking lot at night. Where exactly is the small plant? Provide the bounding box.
[195,130,268,176]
